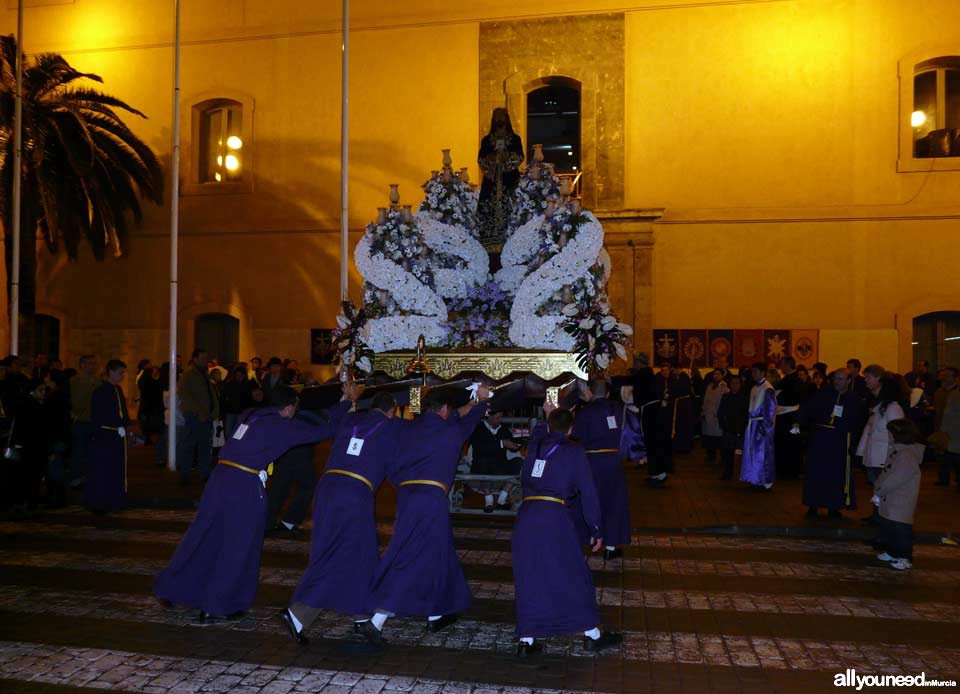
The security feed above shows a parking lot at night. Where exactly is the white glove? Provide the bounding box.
[258,470,268,487]
[871,494,880,506]
[789,425,800,435]
[465,382,480,401]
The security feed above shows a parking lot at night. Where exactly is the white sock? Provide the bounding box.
[654,473,667,480]
[428,615,442,621]
[584,627,601,640]
[371,612,388,630]
[520,637,534,645]
[287,608,303,633]
[605,545,616,552]
[484,494,494,506]
[763,482,773,489]
[281,521,295,530]
[498,490,508,504]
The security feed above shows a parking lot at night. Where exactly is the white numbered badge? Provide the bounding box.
[606,416,618,429]
[832,406,844,418]
[347,437,365,456]
[531,459,547,478]
[233,423,249,440]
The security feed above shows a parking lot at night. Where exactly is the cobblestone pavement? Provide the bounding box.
[1,449,959,693]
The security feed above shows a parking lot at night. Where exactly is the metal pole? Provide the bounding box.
[339,0,349,301]
[167,0,181,471]
[10,0,23,354]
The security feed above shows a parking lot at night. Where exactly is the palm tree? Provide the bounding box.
[0,35,163,356]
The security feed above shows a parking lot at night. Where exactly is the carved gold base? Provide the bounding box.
[376,349,587,381]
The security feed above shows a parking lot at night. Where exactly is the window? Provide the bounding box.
[199,100,244,182]
[34,314,60,360]
[526,80,581,172]
[194,313,239,364]
[913,311,960,374]
[911,57,960,158]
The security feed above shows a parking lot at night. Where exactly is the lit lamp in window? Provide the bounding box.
[911,110,926,128]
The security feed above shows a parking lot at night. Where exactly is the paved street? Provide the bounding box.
[1,445,958,693]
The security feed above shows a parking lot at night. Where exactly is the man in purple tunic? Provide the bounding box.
[358,385,491,645]
[85,359,130,514]
[740,362,777,490]
[153,383,357,624]
[798,369,864,518]
[279,391,403,644]
[572,378,631,561]
[512,403,622,658]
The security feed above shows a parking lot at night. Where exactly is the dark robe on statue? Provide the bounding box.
[153,402,350,616]
[799,388,863,510]
[477,130,523,250]
[572,398,631,547]
[291,409,403,617]
[512,424,602,639]
[85,383,129,513]
[367,403,488,618]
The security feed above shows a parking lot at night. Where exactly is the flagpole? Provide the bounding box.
[167,0,181,471]
[339,0,349,301]
[9,0,23,354]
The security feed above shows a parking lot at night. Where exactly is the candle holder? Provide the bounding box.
[389,184,400,208]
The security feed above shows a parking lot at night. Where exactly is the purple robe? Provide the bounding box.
[153,402,350,616]
[799,388,863,510]
[292,409,402,615]
[572,399,631,547]
[85,383,129,513]
[620,406,645,461]
[367,402,488,618]
[512,425,601,638]
[740,380,776,486]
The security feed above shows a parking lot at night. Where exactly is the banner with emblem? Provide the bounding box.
[707,330,734,369]
[734,330,763,367]
[679,330,708,369]
[652,329,679,366]
[790,329,819,368]
[763,329,791,364]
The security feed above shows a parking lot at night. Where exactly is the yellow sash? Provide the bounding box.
[325,468,374,491]
[399,479,449,494]
[523,495,565,504]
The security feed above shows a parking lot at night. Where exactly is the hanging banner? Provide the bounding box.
[790,329,819,368]
[652,329,680,366]
[734,330,763,367]
[763,329,791,364]
[707,330,734,369]
[679,329,708,369]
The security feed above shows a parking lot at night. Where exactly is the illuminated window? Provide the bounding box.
[912,58,960,158]
[913,311,960,374]
[526,79,581,172]
[199,100,244,183]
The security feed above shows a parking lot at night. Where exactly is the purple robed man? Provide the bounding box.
[279,391,404,644]
[572,378,631,557]
[357,386,490,645]
[740,363,777,489]
[511,405,622,658]
[85,359,130,514]
[153,384,356,622]
[799,369,864,517]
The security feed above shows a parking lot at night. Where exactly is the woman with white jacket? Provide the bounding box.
[857,367,906,524]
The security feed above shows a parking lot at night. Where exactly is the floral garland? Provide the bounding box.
[416,212,489,299]
[354,216,448,352]
[509,163,560,231]
[418,170,479,233]
[561,300,633,373]
[443,278,513,349]
[495,214,542,293]
[508,209,605,350]
[333,300,375,374]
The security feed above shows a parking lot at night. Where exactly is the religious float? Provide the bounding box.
[301,146,634,513]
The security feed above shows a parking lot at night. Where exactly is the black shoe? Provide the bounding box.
[827,510,842,519]
[603,548,622,561]
[861,514,878,526]
[805,507,819,519]
[427,614,459,632]
[358,619,384,645]
[278,609,309,645]
[584,631,623,652]
[719,472,732,480]
[190,611,215,627]
[516,641,543,659]
[483,505,494,513]
[646,477,666,488]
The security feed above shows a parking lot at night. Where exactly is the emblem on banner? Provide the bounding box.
[766,333,787,361]
[682,336,705,365]
[656,333,676,360]
[794,336,814,360]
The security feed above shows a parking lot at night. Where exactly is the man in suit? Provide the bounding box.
[261,357,286,405]
[176,348,220,485]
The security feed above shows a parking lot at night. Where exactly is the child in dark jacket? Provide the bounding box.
[873,419,924,571]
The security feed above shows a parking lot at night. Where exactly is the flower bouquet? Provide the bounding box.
[561,300,633,374]
[334,300,375,376]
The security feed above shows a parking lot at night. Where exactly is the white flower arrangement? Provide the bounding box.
[418,169,479,233]
[495,214,543,292]
[416,212,489,299]
[508,210,605,349]
[333,301,375,375]
[561,300,633,374]
[509,163,560,231]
